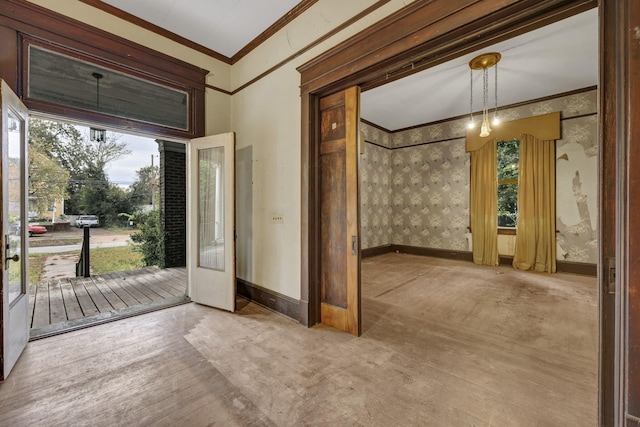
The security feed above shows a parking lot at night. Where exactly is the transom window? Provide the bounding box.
[497,139,520,228]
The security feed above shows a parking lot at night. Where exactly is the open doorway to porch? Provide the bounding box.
[24,117,188,339]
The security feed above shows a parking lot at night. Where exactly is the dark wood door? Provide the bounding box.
[318,86,361,336]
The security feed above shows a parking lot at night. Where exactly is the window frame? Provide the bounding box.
[497,138,520,233]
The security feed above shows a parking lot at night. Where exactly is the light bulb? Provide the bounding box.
[492,116,500,126]
[467,121,475,129]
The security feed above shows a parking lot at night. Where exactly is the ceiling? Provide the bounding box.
[361,8,599,131]
[102,0,301,58]
[96,1,598,131]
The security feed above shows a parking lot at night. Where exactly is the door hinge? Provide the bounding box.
[607,257,616,295]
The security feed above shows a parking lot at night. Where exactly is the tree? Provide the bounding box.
[129,164,159,207]
[28,149,70,215]
[28,118,132,217]
[497,139,520,227]
[28,119,75,216]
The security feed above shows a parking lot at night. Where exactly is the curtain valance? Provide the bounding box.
[465,112,561,152]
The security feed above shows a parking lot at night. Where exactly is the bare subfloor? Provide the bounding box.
[0,253,597,426]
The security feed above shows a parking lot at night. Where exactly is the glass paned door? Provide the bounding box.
[1,80,29,380]
[188,133,235,312]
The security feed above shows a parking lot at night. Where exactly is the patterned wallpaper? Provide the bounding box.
[359,143,392,249]
[360,89,598,264]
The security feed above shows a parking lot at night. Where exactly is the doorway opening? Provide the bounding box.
[303,3,600,426]
[25,116,188,339]
[357,8,598,425]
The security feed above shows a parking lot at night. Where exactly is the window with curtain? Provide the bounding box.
[497,139,520,228]
[466,112,560,273]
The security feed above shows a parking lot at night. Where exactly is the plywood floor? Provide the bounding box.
[0,254,598,426]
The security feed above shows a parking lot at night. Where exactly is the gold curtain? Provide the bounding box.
[512,134,556,273]
[470,140,498,266]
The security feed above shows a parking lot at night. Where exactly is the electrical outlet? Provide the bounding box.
[271,213,284,224]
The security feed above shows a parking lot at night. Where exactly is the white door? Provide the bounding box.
[187,133,236,311]
[1,80,29,380]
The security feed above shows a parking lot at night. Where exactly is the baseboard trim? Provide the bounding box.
[363,244,473,261]
[393,245,475,262]
[363,245,596,276]
[361,244,394,258]
[500,255,596,276]
[556,260,597,276]
[236,278,300,322]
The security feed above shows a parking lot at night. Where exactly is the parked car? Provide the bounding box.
[76,215,99,228]
[27,224,47,237]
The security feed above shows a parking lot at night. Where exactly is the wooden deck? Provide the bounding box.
[29,267,188,339]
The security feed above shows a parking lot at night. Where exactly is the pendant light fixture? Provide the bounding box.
[467,52,501,137]
[90,71,106,143]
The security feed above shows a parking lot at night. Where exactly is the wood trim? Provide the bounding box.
[0,0,208,87]
[78,0,230,64]
[299,0,596,95]
[362,245,597,276]
[205,83,233,96]
[230,0,320,64]
[79,0,320,66]
[499,255,597,276]
[361,244,393,258]
[623,0,640,419]
[346,86,361,336]
[0,25,17,94]
[393,245,475,263]
[557,260,598,277]
[236,278,300,322]
[599,0,619,423]
[0,0,207,138]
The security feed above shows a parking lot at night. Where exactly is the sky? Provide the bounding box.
[75,125,160,188]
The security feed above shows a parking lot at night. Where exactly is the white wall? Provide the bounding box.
[229,0,416,299]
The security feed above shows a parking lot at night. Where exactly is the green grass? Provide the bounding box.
[23,245,143,283]
[90,245,144,275]
[29,237,82,247]
[8,253,48,284]
[29,253,48,283]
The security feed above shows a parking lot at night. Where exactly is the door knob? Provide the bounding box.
[6,254,19,263]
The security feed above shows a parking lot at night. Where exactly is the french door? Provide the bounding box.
[187,133,236,311]
[1,80,29,380]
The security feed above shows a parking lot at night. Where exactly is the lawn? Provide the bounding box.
[25,245,144,282]
[90,245,144,274]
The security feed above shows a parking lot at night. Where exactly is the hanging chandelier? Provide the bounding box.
[468,52,501,137]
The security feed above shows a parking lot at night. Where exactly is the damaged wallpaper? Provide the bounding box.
[360,90,598,264]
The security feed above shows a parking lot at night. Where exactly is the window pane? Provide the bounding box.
[497,139,519,181]
[498,183,518,227]
[8,109,25,305]
[198,147,225,271]
[28,46,189,130]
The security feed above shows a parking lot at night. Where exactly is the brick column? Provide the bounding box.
[157,140,186,268]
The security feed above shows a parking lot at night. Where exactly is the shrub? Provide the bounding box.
[130,209,165,267]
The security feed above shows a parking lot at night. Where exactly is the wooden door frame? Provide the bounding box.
[299,0,622,423]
